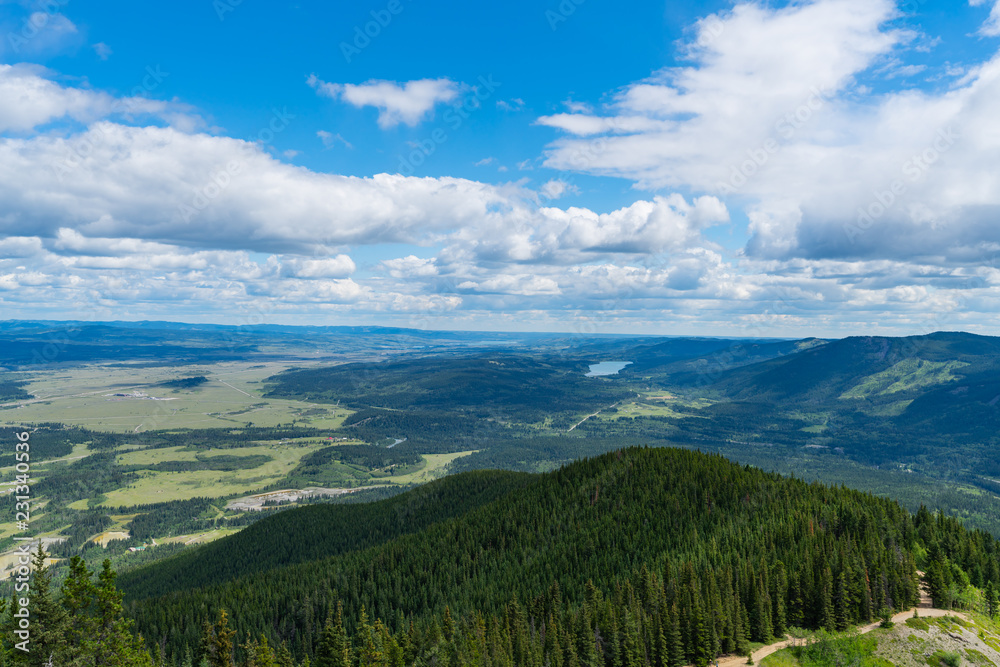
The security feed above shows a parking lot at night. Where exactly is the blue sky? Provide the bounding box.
[2,0,1000,336]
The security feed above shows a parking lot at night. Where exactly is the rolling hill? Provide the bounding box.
[124,447,1000,665]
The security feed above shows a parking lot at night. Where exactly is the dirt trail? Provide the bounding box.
[567,403,618,432]
[715,598,967,667]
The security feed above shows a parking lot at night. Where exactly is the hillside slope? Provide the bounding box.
[127,447,1000,664]
[121,469,532,601]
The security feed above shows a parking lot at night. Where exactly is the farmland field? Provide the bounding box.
[0,361,352,433]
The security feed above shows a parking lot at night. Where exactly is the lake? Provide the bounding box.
[586,361,633,377]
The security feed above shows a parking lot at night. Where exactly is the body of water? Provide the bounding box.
[586,361,632,377]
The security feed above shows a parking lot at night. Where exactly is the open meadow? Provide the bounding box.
[0,361,351,433]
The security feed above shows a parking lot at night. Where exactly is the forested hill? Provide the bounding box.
[128,447,1000,665]
[120,469,534,601]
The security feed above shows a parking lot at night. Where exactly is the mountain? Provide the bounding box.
[120,469,532,602]
[704,332,1000,404]
[125,447,1000,664]
[264,354,633,422]
[655,332,1000,465]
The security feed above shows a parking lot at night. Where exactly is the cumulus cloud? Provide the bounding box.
[6,3,1000,334]
[0,64,195,134]
[971,0,1000,36]
[308,75,460,128]
[537,0,1000,270]
[279,255,357,279]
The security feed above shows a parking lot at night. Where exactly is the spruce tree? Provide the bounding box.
[667,604,684,667]
[206,609,237,667]
[834,570,849,632]
[314,604,350,667]
[93,559,154,666]
[986,581,999,619]
[60,555,96,666]
[819,567,835,631]
[275,643,295,667]
[23,548,69,667]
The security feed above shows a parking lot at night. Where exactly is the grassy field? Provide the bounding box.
[101,440,334,506]
[0,361,352,433]
[595,400,683,420]
[839,358,969,399]
[157,526,242,546]
[761,613,1000,667]
[380,451,477,484]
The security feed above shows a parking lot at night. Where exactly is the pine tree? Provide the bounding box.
[667,603,684,667]
[314,604,350,667]
[205,609,237,667]
[834,570,849,632]
[60,555,96,666]
[356,607,382,667]
[275,643,295,667]
[770,562,787,638]
[819,567,835,631]
[92,559,155,666]
[241,635,276,667]
[23,548,70,667]
[986,581,999,619]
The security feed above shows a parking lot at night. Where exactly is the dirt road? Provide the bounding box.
[714,607,968,667]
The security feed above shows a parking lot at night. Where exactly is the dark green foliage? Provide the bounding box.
[48,510,114,557]
[0,425,80,466]
[1,551,152,665]
[32,450,137,503]
[121,469,534,602]
[121,454,273,474]
[127,498,218,540]
[0,377,31,401]
[125,447,947,663]
[448,436,670,473]
[161,376,209,389]
[283,444,422,486]
[264,355,631,424]
[784,632,888,666]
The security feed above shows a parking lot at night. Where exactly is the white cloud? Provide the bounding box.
[458,274,561,296]
[6,9,1000,334]
[92,42,112,60]
[542,0,902,189]
[279,255,356,279]
[496,98,525,112]
[0,64,114,132]
[0,64,196,134]
[0,236,43,258]
[380,255,438,279]
[308,75,460,128]
[316,130,352,149]
[971,0,1000,36]
[536,0,1000,269]
[1,11,81,57]
[538,179,577,201]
